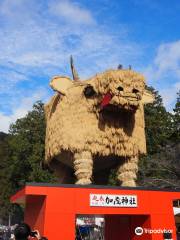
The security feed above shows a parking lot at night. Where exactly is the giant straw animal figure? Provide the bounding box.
[45,58,154,186]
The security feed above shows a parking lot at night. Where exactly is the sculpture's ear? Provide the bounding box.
[50,76,73,95]
[141,90,155,104]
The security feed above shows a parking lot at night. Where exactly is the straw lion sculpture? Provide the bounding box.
[45,58,154,186]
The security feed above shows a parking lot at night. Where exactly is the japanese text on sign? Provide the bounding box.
[90,194,137,207]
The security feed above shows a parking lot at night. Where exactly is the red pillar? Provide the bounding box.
[44,212,75,240]
[150,213,176,240]
[42,191,76,240]
[24,195,46,235]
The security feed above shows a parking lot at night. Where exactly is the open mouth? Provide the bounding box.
[98,103,136,136]
[99,104,136,123]
[99,92,138,125]
[101,103,136,114]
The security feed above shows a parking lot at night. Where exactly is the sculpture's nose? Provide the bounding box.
[117,86,124,92]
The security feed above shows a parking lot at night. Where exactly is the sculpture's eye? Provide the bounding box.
[84,85,96,98]
[117,86,124,91]
[132,88,139,94]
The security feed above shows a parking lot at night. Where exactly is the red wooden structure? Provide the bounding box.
[11,183,180,240]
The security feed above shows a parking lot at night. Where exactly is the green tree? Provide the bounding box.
[171,90,180,143]
[0,101,57,224]
[0,133,12,223]
[144,87,173,154]
[8,101,57,190]
[138,144,180,188]
[138,88,180,188]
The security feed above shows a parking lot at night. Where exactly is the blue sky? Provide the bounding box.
[0,0,180,132]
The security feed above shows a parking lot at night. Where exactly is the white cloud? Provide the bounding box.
[144,40,180,81]
[155,40,180,77]
[0,69,28,92]
[160,82,180,111]
[143,40,180,110]
[0,0,143,132]
[0,0,178,132]
[49,0,95,25]
[0,0,25,16]
[0,113,13,133]
[0,87,50,133]
[0,108,31,133]
[0,0,140,77]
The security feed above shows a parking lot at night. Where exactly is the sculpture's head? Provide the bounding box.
[49,66,154,124]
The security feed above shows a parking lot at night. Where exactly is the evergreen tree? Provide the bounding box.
[0,133,11,223]
[8,101,56,190]
[0,101,57,224]
[171,90,180,143]
[138,88,179,188]
[144,87,173,154]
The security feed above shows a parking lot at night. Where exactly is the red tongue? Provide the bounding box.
[101,92,112,108]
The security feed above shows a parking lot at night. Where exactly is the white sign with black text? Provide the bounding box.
[90,194,138,207]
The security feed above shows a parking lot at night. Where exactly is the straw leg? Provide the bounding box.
[117,156,138,187]
[74,151,93,185]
